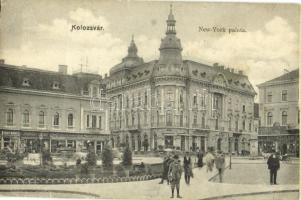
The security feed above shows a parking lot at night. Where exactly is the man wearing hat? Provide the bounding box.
[267,151,280,185]
[168,154,183,198]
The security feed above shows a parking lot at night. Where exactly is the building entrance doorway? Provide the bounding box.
[165,136,173,149]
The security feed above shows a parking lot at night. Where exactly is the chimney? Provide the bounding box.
[220,65,225,70]
[230,68,234,73]
[0,59,4,64]
[105,73,108,78]
[58,65,68,74]
[238,70,243,75]
[213,63,219,68]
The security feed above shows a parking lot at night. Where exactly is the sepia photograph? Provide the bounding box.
[0,0,299,199]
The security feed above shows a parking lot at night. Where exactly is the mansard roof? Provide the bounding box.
[258,68,299,87]
[108,58,256,95]
[0,63,103,95]
[184,60,256,95]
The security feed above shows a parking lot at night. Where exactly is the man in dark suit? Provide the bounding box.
[267,152,280,185]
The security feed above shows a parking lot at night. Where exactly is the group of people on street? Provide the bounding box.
[159,148,282,198]
[159,149,219,198]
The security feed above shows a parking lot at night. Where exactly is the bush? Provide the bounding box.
[102,144,113,169]
[122,146,132,166]
[80,163,89,175]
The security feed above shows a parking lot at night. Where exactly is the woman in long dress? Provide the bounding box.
[204,151,215,172]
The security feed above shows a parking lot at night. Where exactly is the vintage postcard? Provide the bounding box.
[0,0,299,199]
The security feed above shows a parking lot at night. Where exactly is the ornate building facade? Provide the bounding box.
[257,69,299,156]
[106,8,257,154]
[0,62,109,154]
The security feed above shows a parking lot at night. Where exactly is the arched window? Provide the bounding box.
[68,113,73,127]
[39,111,45,126]
[166,111,172,126]
[282,111,287,125]
[267,112,273,126]
[53,112,60,126]
[6,108,14,126]
[23,110,30,126]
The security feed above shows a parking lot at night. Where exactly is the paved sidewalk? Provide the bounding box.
[0,157,298,200]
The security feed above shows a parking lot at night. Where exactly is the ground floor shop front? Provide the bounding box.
[0,129,109,154]
[111,128,257,155]
[258,133,299,157]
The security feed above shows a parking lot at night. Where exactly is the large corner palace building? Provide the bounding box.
[0,7,258,155]
[106,7,257,154]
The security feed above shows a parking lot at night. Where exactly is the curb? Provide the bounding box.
[198,189,299,200]
[0,189,102,198]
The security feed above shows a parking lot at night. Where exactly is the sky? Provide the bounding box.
[0,0,299,98]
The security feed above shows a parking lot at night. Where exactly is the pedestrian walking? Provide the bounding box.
[204,150,215,172]
[197,150,204,168]
[168,155,182,198]
[183,152,192,185]
[159,154,172,184]
[267,152,280,185]
[215,151,225,183]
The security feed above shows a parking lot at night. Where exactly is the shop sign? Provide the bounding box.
[2,130,20,137]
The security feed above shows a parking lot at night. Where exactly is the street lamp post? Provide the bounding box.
[39,134,43,166]
[228,132,232,170]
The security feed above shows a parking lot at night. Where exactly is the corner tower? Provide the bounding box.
[158,5,183,66]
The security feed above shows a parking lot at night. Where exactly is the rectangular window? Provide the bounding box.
[249,122,252,131]
[267,92,272,103]
[7,109,14,126]
[96,141,102,151]
[92,86,98,97]
[86,115,90,128]
[235,120,239,132]
[242,105,245,112]
[193,95,197,105]
[98,116,102,129]
[67,140,75,148]
[144,91,148,105]
[92,115,97,128]
[282,90,287,101]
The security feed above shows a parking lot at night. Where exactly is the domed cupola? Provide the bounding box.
[125,35,138,59]
[110,35,143,75]
[158,5,183,65]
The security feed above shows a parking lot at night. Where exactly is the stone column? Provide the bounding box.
[175,88,179,111]
[161,88,164,113]
[135,136,138,151]
[49,139,52,153]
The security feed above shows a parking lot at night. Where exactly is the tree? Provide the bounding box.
[102,144,113,169]
[122,146,132,166]
[86,151,97,166]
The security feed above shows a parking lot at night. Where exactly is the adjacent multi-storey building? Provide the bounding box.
[106,8,257,154]
[0,61,109,154]
[257,69,299,156]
